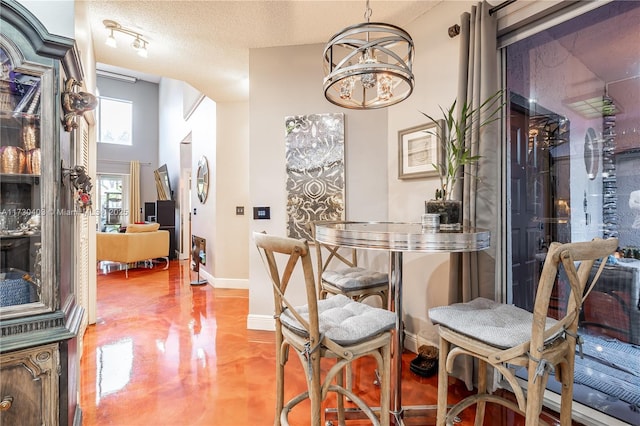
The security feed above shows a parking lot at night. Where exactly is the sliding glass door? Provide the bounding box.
[504,1,640,423]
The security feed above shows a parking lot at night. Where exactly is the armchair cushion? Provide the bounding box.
[126,222,161,233]
[281,294,395,346]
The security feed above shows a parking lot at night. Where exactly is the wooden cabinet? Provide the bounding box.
[156,200,176,259]
[0,344,59,426]
[1,1,85,425]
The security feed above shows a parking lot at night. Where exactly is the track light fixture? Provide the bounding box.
[103,20,149,58]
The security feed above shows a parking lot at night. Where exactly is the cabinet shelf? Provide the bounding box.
[0,173,40,183]
[0,232,40,239]
[0,110,40,122]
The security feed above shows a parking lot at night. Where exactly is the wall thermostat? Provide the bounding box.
[253,206,270,220]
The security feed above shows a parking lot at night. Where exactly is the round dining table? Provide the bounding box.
[314,221,491,425]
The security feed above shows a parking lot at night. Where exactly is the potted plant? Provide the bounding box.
[422,91,503,229]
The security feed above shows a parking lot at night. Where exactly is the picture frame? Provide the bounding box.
[398,121,443,179]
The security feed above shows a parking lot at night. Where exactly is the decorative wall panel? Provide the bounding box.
[285,113,345,239]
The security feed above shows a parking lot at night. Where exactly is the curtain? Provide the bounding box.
[129,160,141,224]
[448,1,501,390]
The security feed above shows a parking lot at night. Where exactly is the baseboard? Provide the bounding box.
[196,269,248,289]
[404,330,419,354]
[247,314,275,331]
[211,277,248,289]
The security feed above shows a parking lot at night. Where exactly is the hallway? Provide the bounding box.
[80,260,575,425]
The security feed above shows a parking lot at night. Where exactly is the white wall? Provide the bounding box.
[187,95,217,278]
[17,0,75,38]
[246,1,474,346]
[387,1,473,345]
[247,43,390,330]
[215,101,250,284]
[159,78,250,285]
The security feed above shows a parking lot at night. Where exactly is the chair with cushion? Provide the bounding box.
[428,237,618,426]
[308,221,388,307]
[309,220,390,391]
[254,232,394,426]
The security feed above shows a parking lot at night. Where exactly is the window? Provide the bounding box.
[504,2,640,423]
[97,174,130,232]
[98,97,132,145]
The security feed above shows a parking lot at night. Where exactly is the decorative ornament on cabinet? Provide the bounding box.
[62,164,93,212]
[61,77,97,132]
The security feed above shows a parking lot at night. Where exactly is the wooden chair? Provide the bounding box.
[428,238,618,426]
[308,221,388,307]
[254,232,394,426]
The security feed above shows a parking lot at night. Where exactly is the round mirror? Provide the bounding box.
[196,156,209,203]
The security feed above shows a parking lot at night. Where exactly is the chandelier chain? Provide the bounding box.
[364,0,372,22]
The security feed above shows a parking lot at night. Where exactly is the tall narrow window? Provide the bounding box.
[98,96,132,145]
[97,174,130,232]
[505,2,640,423]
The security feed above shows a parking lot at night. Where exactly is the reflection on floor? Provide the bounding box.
[81,260,585,425]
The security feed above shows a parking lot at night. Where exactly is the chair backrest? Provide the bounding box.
[530,237,618,355]
[307,221,357,294]
[253,232,321,345]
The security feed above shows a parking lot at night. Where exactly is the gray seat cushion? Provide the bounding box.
[429,297,559,349]
[281,294,395,346]
[322,267,388,291]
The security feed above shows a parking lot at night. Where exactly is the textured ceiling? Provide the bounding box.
[81,1,440,102]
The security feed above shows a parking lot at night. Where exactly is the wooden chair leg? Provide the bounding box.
[310,354,323,426]
[337,368,346,426]
[559,357,575,426]
[436,335,450,426]
[474,360,487,426]
[524,362,549,426]
[275,342,285,426]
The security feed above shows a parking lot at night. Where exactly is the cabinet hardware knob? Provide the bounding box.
[0,396,13,411]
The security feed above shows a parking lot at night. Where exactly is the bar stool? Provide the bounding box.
[254,232,394,426]
[428,238,618,426]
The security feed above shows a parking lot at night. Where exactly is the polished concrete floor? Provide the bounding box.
[80,260,579,425]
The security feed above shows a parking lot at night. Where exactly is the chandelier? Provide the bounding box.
[323,0,415,109]
[103,20,149,58]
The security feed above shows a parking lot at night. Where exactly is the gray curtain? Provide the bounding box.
[448,1,501,390]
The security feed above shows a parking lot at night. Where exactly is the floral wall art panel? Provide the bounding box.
[285,113,345,239]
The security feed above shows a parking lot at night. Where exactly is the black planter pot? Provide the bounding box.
[425,199,462,230]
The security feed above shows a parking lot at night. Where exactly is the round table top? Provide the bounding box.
[314,221,490,253]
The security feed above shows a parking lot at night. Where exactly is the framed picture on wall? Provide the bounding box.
[398,121,442,179]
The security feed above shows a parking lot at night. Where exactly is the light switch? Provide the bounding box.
[236,206,245,215]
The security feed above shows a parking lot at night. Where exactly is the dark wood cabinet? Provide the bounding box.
[143,200,176,259]
[1,1,84,424]
[156,200,176,259]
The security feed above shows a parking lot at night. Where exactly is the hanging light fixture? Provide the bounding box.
[105,28,117,48]
[131,36,148,58]
[323,0,415,109]
[103,20,149,58]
